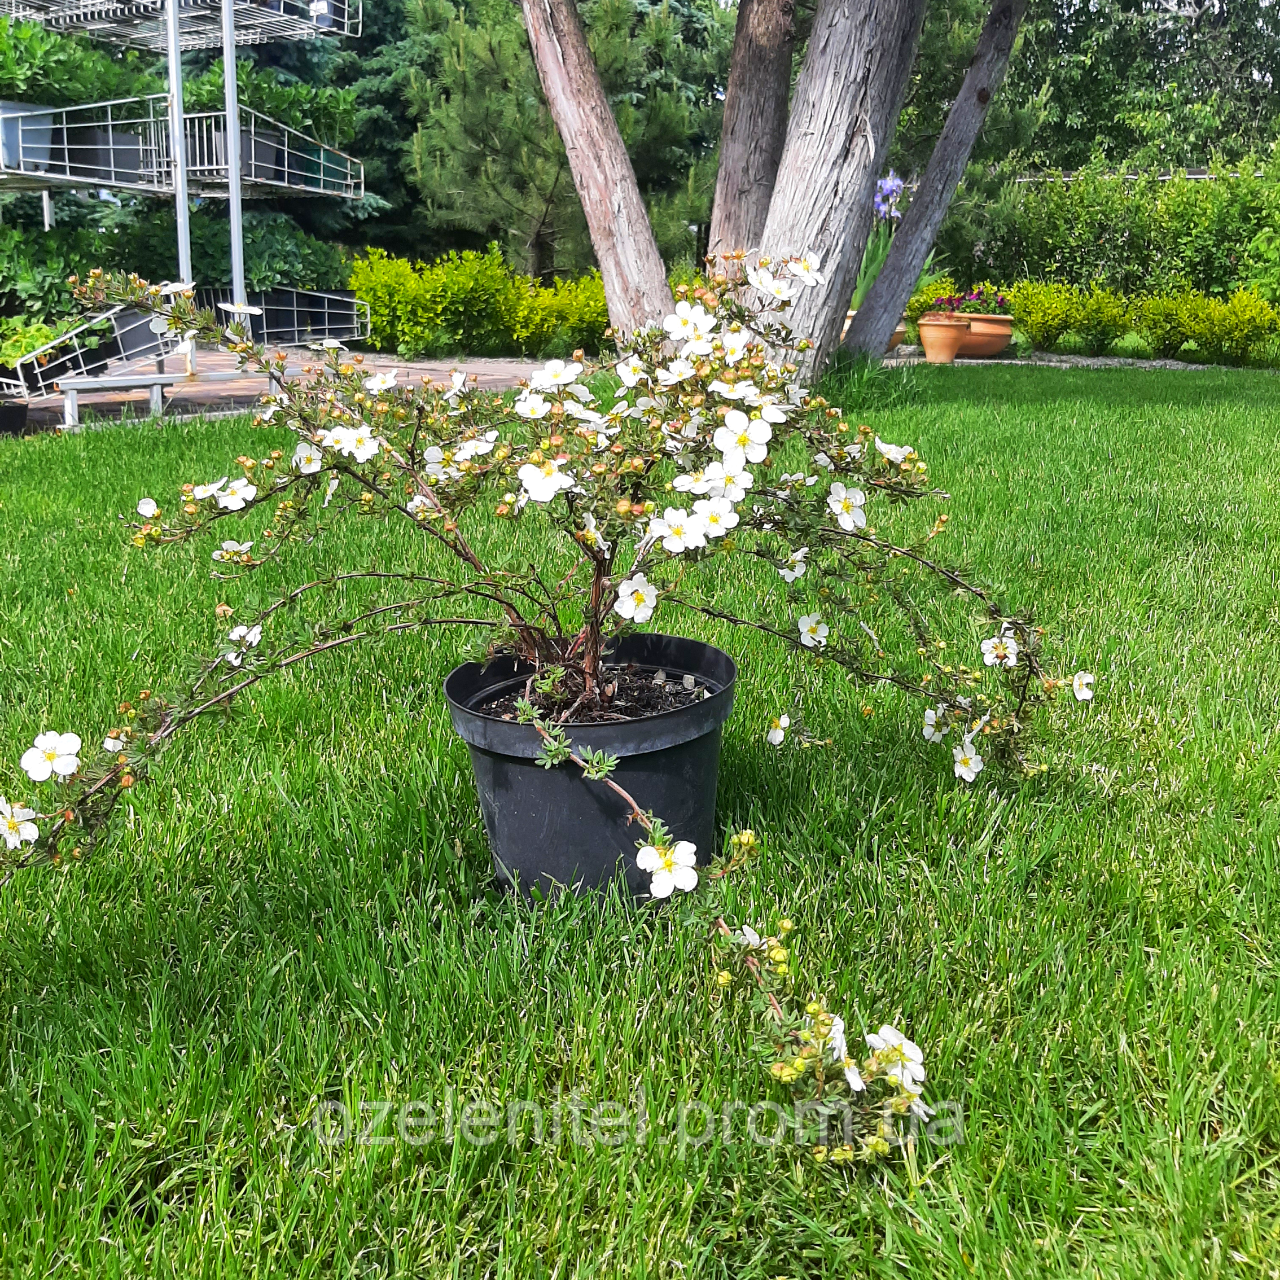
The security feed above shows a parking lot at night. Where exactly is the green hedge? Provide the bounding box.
[350,247,610,359]
[907,275,1280,365]
[950,165,1280,297]
[1006,280,1278,363]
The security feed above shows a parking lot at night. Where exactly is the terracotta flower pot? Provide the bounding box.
[839,311,910,353]
[957,313,1013,358]
[917,315,969,364]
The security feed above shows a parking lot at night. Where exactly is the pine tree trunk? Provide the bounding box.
[758,0,927,372]
[843,0,1027,356]
[708,0,796,258]
[520,0,673,336]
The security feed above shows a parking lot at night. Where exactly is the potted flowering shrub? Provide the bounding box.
[920,284,1014,361]
[1,260,1094,899]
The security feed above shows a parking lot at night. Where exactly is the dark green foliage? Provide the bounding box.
[943,165,1278,296]
[405,0,732,275]
[0,15,158,105]
[183,59,357,149]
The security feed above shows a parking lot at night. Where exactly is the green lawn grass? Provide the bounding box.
[1,364,1278,1277]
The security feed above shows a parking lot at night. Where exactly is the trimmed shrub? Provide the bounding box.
[1130,294,1190,359]
[1073,285,1130,356]
[1008,281,1076,350]
[351,246,609,359]
[905,276,956,323]
[1177,289,1277,365]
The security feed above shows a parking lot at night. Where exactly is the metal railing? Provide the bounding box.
[0,0,360,48]
[0,95,171,191]
[196,286,370,346]
[0,306,184,400]
[184,107,363,198]
[0,96,363,198]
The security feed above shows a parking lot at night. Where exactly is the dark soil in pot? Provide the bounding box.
[444,633,736,897]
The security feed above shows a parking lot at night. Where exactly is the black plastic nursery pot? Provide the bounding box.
[444,633,737,896]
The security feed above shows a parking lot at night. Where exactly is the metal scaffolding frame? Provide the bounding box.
[0,95,364,198]
[0,0,365,400]
[0,0,361,47]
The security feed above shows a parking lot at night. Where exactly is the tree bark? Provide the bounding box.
[520,0,673,336]
[758,0,928,373]
[844,0,1027,356]
[708,0,796,258]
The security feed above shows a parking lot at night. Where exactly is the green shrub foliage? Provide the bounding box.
[950,165,1279,296]
[350,246,609,359]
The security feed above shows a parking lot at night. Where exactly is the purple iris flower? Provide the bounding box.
[874,171,905,220]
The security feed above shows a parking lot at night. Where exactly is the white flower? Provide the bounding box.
[212,539,252,562]
[798,613,828,648]
[649,507,707,554]
[223,623,262,667]
[866,1024,926,1089]
[662,301,711,344]
[330,426,383,464]
[981,633,1019,669]
[720,328,752,364]
[324,476,340,507]
[363,369,399,393]
[530,359,583,390]
[1073,671,1096,701]
[693,496,738,538]
[655,359,696,386]
[953,739,983,782]
[748,392,790,424]
[579,513,611,555]
[218,302,263,316]
[923,707,947,744]
[812,451,834,472]
[779,547,808,582]
[406,494,429,517]
[20,732,81,782]
[636,840,698,898]
[827,482,866,531]
[518,460,575,503]
[766,714,789,746]
[673,466,713,495]
[843,1061,866,1091]
[149,313,171,336]
[454,430,499,463]
[215,477,257,510]
[514,392,552,420]
[713,409,772,464]
[103,735,124,752]
[614,573,658,623]
[735,924,766,950]
[707,379,756,401]
[136,497,158,518]
[786,252,824,287]
[444,369,468,403]
[747,267,799,302]
[875,437,914,464]
[293,441,323,474]
[825,1015,848,1062]
[702,461,752,503]
[192,477,227,501]
[0,796,38,849]
[616,354,648,387]
[320,337,345,350]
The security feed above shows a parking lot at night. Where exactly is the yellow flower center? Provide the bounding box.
[631,590,646,605]
[43,750,57,762]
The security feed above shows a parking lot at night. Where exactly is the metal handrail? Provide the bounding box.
[195,286,370,346]
[1,305,184,401]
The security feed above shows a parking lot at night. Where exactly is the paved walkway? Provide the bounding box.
[22,351,543,429]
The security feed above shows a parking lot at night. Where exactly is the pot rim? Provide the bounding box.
[918,313,971,325]
[962,312,1014,324]
[444,632,738,760]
